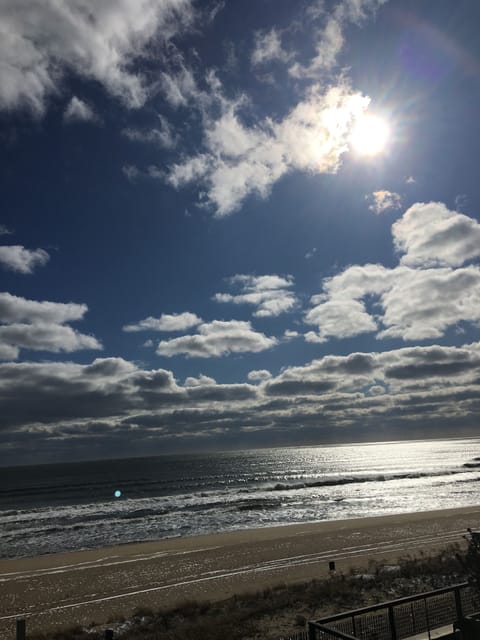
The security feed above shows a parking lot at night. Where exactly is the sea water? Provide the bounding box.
[1,438,479,558]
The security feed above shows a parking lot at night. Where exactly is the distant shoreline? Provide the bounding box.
[1,505,480,639]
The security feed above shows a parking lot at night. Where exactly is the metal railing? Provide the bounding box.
[308,582,480,640]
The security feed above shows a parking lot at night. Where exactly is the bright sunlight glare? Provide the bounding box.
[350,114,390,156]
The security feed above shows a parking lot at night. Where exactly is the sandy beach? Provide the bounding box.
[1,506,479,638]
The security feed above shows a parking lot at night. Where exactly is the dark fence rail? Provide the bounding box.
[308,582,480,640]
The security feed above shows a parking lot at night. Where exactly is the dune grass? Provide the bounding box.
[30,544,467,640]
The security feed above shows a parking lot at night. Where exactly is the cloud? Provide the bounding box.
[160,62,199,108]
[393,202,480,267]
[0,292,101,360]
[248,369,272,382]
[306,262,480,343]
[0,0,195,115]
[251,29,291,66]
[0,245,49,274]
[2,341,480,460]
[0,292,87,324]
[214,274,297,317]
[0,225,13,236]
[166,83,369,216]
[378,266,480,340]
[368,190,401,214]
[63,96,98,123]
[265,378,337,396]
[123,312,202,333]
[261,343,480,401]
[122,115,177,148]
[122,165,140,181]
[156,319,277,357]
[305,295,378,342]
[454,194,468,212]
[0,323,100,359]
[289,0,387,78]
[184,374,216,387]
[305,203,480,343]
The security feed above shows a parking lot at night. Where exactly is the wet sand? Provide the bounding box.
[1,506,479,638]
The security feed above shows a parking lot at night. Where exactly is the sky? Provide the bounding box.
[1,0,480,466]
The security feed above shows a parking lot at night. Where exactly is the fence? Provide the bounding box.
[307,582,480,640]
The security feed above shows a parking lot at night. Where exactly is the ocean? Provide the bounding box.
[1,438,480,559]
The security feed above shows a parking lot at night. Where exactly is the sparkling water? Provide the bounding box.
[1,438,479,558]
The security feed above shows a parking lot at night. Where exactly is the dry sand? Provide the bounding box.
[1,506,479,638]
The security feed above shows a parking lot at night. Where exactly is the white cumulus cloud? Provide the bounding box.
[305,202,480,343]
[167,83,369,216]
[123,312,202,332]
[393,202,480,268]
[0,0,195,115]
[156,319,277,358]
[0,292,101,360]
[214,274,297,317]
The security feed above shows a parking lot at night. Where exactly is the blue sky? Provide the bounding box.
[1,0,480,465]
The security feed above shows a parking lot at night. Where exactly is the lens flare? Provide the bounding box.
[350,114,390,156]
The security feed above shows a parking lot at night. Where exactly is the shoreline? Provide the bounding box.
[1,506,479,638]
[2,504,479,566]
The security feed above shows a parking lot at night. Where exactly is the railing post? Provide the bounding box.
[105,629,114,640]
[424,598,431,640]
[308,621,316,640]
[410,602,416,635]
[388,605,397,640]
[454,586,463,621]
[16,619,26,640]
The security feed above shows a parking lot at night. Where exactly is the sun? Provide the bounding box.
[350,114,390,156]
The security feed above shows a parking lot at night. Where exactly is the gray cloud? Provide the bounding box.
[0,323,100,356]
[0,292,101,360]
[0,292,87,324]
[0,245,49,274]
[122,115,177,149]
[382,344,480,380]
[1,341,480,461]
[63,96,98,123]
[251,29,292,67]
[265,379,337,396]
